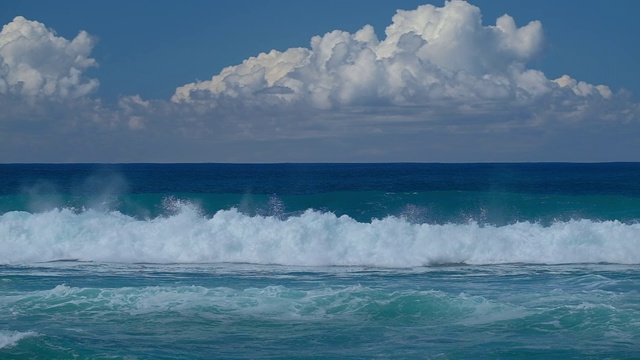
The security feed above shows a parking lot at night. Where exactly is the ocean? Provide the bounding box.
[1,163,639,359]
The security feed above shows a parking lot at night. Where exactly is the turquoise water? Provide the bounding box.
[1,163,640,358]
[2,263,639,359]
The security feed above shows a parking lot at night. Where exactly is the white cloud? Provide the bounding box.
[172,0,613,113]
[0,16,98,99]
[553,75,612,99]
[0,2,638,163]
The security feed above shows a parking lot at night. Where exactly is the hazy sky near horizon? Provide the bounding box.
[1,0,639,162]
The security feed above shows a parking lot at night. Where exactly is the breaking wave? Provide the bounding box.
[1,203,639,266]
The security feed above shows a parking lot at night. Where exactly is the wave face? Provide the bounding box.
[2,204,639,266]
[4,284,494,320]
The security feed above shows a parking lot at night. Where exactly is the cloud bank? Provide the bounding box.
[172,0,613,111]
[0,0,638,162]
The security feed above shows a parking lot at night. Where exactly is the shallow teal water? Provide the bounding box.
[2,263,639,359]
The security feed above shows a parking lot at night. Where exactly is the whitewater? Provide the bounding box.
[2,205,639,266]
[2,163,640,359]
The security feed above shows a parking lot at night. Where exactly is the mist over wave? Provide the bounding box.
[2,202,639,267]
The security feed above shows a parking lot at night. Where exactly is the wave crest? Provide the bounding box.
[1,205,639,266]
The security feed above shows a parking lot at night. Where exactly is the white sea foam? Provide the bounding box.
[1,205,639,266]
[0,330,37,349]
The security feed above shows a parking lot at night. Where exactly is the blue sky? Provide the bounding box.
[1,1,639,162]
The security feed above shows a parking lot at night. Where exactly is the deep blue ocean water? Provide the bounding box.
[1,163,639,359]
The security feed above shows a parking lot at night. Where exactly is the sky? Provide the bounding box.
[1,0,639,163]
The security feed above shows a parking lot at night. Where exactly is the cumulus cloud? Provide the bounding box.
[0,2,638,163]
[0,16,98,99]
[172,0,613,113]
